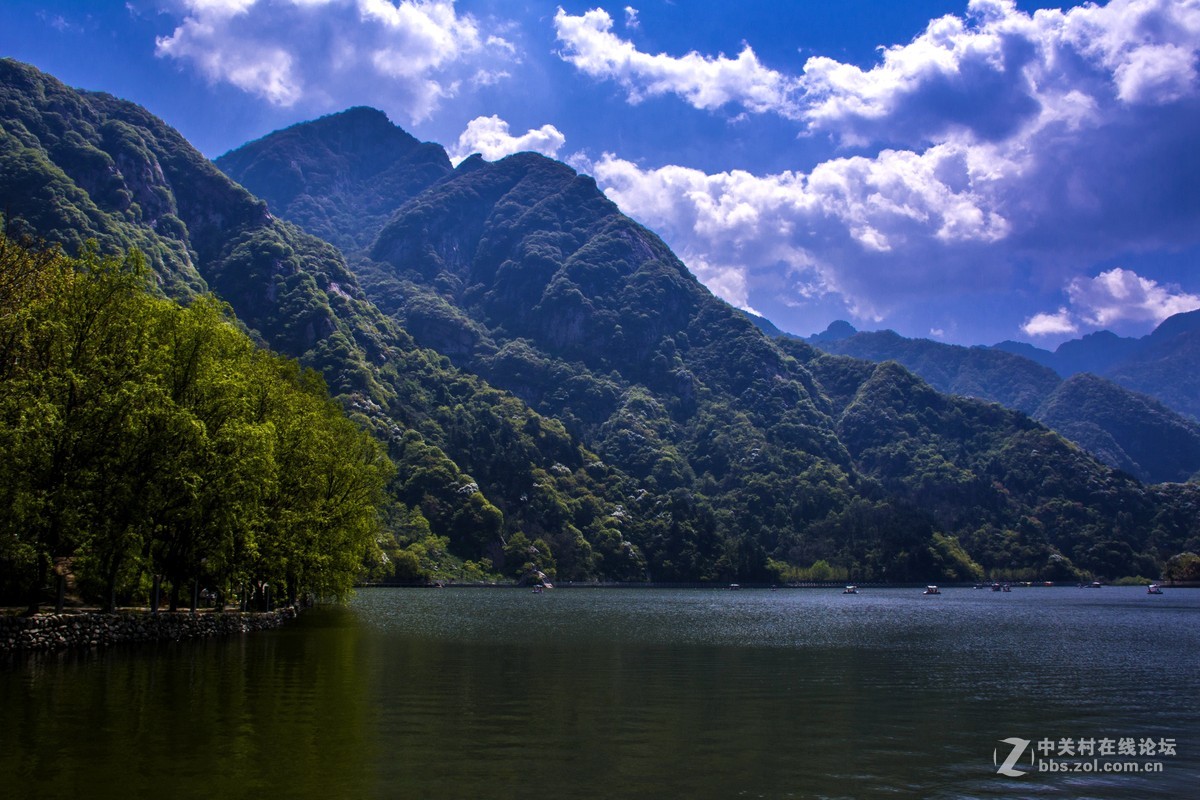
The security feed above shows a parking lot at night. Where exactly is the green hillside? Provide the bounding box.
[812,326,1200,483]
[6,59,1200,586]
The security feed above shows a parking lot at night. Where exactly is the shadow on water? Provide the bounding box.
[0,606,372,800]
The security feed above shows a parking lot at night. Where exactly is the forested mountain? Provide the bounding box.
[807,326,1060,415]
[214,108,452,254]
[809,324,1200,483]
[5,58,1200,586]
[993,310,1200,421]
[218,104,1200,582]
[0,58,650,591]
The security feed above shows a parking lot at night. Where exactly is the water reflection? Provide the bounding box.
[2,587,1197,799]
[1,607,373,800]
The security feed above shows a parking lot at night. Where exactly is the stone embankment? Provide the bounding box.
[0,607,298,654]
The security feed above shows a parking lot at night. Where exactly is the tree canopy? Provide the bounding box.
[0,231,391,610]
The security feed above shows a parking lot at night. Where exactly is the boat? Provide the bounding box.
[729,583,741,590]
[923,585,941,595]
[991,582,1002,592]
[1147,584,1164,594]
[1087,581,1103,589]
[1002,583,1011,592]
[843,585,858,594]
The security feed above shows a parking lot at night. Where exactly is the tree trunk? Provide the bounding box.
[23,552,49,617]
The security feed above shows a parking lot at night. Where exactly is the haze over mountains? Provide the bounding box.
[5,59,1199,583]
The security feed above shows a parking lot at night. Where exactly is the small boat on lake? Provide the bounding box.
[843,585,858,594]
[1147,584,1164,594]
[923,585,941,595]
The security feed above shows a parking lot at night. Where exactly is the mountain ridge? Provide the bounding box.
[6,67,1200,583]
[0,58,657,585]
[806,322,1200,483]
[218,101,1200,581]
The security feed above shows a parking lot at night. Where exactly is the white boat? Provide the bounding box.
[843,585,858,594]
[923,585,941,595]
[1147,584,1164,594]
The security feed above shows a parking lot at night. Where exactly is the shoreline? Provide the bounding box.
[0,606,299,655]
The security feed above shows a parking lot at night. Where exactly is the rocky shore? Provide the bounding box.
[0,607,299,654]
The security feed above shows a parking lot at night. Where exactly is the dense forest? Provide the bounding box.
[4,59,1200,594]
[0,231,390,610]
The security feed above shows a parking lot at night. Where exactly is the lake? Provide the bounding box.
[2,586,1196,798]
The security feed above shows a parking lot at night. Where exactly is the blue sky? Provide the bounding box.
[5,0,1200,347]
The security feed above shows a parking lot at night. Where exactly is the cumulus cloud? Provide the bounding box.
[557,1,1200,140]
[449,115,566,164]
[553,7,801,116]
[624,6,639,30]
[1067,267,1200,326]
[156,0,515,120]
[1022,308,1078,337]
[565,0,1200,335]
[588,143,1014,319]
[799,0,1200,146]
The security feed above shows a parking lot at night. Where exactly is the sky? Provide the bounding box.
[4,0,1200,347]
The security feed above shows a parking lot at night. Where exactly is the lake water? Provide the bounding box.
[2,586,1197,798]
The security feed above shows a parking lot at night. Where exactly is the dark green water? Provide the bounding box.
[2,587,1197,798]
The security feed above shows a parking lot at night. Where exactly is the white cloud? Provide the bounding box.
[1067,267,1200,326]
[624,6,639,30]
[1007,267,1200,338]
[156,0,515,120]
[555,0,1200,142]
[1022,307,1078,337]
[588,143,1010,320]
[553,7,801,116]
[797,0,1200,146]
[562,0,1200,336]
[157,14,303,105]
[449,115,566,164]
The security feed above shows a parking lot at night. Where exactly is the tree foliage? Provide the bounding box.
[0,232,390,608]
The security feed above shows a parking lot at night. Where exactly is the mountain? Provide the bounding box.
[993,310,1200,421]
[0,58,653,584]
[7,60,1200,582]
[218,106,1200,581]
[808,325,1059,415]
[1104,311,1200,422]
[213,107,452,254]
[808,325,1200,483]
[1036,374,1200,482]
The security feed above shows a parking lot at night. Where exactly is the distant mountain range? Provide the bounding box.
[5,58,1200,582]
[994,311,1200,422]
[806,320,1200,483]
